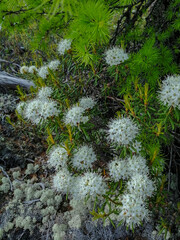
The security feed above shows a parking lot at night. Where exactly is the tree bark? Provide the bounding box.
[0,71,35,90]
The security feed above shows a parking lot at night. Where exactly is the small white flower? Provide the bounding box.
[48,146,68,170]
[127,155,149,176]
[71,172,107,200]
[105,47,129,66]
[24,98,60,124]
[71,145,97,170]
[57,39,72,55]
[158,75,180,110]
[119,193,150,229]
[29,66,38,74]
[16,102,26,117]
[24,99,43,124]
[40,99,60,119]
[38,66,49,79]
[108,158,130,181]
[107,117,139,146]
[64,106,89,126]
[48,60,60,71]
[126,173,155,200]
[53,169,73,193]
[20,66,29,74]
[37,87,53,100]
[79,97,96,110]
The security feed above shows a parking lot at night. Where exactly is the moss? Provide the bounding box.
[4,222,14,232]
[12,180,21,189]
[14,189,24,200]
[0,228,4,240]
[12,171,21,179]
[68,214,81,229]
[53,224,67,240]
[0,182,10,193]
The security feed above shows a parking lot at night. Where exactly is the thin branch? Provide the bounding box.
[0,166,13,191]
[110,0,157,45]
[2,7,33,16]
[23,199,40,205]
[0,59,21,67]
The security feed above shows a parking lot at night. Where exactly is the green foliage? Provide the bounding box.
[129,37,179,88]
[67,0,112,65]
[68,0,112,45]
[1,0,180,237]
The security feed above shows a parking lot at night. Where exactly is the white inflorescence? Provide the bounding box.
[53,169,73,194]
[24,99,43,124]
[48,60,60,71]
[24,98,60,124]
[127,155,149,176]
[20,66,29,74]
[118,193,150,228]
[108,158,130,181]
[16,102,26,116]
[37,87,53,100]
[71,172,107,200]
[57,39,72,55]
[39,99,60,119]
[29,66,38,74]
[126,173,155,200]
[71,145,97,170]
[107,117,139,146]
[38,66,49,79]
[48,146,68,169]
[158,75,180,110]
[105,47,129,66]
[79,97,96,110]
[64,106,89,126]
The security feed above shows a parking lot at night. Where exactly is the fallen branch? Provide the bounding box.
[0,71,35,90]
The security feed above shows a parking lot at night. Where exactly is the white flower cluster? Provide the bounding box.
[107,117,139,146]
[57,39,72,55]
[71,172,107,200]
[16,102,26,117]
[37,86,53,99]
[20,65,38,74]
[127,155,149,176]
[16,87,60,124]
[38,66,49,79]
[24,98,59,124]
[64,97,96,126]
[126,174,155,200]
[79,97,96,110]
[64,106,88,126]
[48,60,60,71]
[53,170,107,200]
[71,145,97,170]
[37,60,60,79]
[48,146,68,170]
[29,66,38,74]
[108,154,155,229]
[158,75,180,110]
[118,194,150,228]
[108,155,148,182]
[108,158,130,181]
[105,47,129,66]
[53,169,73,194]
